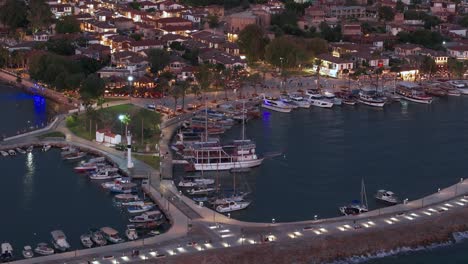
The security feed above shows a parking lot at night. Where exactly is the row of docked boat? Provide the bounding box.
[178,175,252,213]
[0,145,51,157]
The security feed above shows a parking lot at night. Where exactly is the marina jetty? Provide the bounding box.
[167,207,468,264]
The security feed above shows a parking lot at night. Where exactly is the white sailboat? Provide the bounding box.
[339,178,369,216]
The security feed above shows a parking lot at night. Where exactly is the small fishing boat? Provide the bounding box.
[62,151,86,161]
[114,194,139,202]
[192,196,209,202]
[215,200,251,213]
[211,192,250,205]
[80,233,94,248]
[178,177,215,188]
[100,227,124,244]
[51,230,70,252]
[127,204,154,214]
[89,168,120,180]
[1,243,13,261]
[288,93,311,108]
[42,145,51,152]
[129,211,163,223]
[8,150,16,156]
[109,183,138,194]
[125,225,138,241]
[16,148,26,154]
[34,243,54,256]
[22,246,34,259]
[135,221,159,230]
[375,190,400,205]
[0,151,8,157]
[121,201,154,207]
[101,178,131,189]
[90,229,107,246]
[188,187,216,195]
[26,146,34,153]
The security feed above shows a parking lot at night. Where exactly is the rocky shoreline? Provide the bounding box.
[155,206,468,264]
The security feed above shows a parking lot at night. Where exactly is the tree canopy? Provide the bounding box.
[27,0,54,31]
[237,24,269,63]
[0,0,28,30]
[147,48,170,74]
[56,16,81,34]
[80,74,105,105]
[397,29,445,50]
[378,6,395,21]
[319,22,342,42]
[264,36,307,68]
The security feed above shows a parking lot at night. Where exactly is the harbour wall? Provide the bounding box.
[161,206,468,264]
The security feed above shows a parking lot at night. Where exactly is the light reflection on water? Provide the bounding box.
[23,152,34,208]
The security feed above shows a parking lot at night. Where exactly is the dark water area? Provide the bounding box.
[0,148,129,250]
[0,84,58,137]
[174,96,468,263]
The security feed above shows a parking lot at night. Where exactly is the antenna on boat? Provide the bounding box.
[242,100,245,141]
[361,178,368,209]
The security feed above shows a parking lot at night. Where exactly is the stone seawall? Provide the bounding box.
[159,207,468,264]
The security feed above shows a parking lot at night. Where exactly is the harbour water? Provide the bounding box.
[175,95,468,263]
[0,83,57,137]
[0,149,129,250]
[0,86,129,251]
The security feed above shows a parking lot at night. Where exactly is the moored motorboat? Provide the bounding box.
[80,233,94,248]
[26,146,34,153]
[215,200,251,213]
[114,194,139,202]
[1,243,13,262]
[8,150,16,156]
[109,182,138,194]
[288,93,311,108]
[51,230,70,252]
[129,210,163,223]
[22,246,34,259]
[306,89,334,108]
[188,186,216,195]
[125,225,139,241]
[0,151,8,157]
[178,177,215,187]
[89,168,120,180]
[62,151,86,161]
[127,204,154,214]
[375,190,400,205]
[16,148,26,154]
[100,227,124,243]
[89,229,107,246]
[34,243,54,256]
[261,96,293,113]
[42,145,51,152]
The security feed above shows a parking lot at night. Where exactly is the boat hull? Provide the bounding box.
[193,158,263,171]
[308,99,333,108]
[261,104,292,113]
[399,95,432,104]
[358,99,385,107]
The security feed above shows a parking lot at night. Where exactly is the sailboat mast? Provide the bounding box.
[204,92,208,142]
[242,100,245,141]
[361,178,368,209]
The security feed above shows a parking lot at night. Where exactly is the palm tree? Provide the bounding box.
[179,78,191,111]
[96,97,105,109]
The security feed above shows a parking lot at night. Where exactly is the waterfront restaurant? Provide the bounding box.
[312,54,354,78]
[398,67,419,81]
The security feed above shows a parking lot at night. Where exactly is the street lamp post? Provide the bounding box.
[119,114,133,169]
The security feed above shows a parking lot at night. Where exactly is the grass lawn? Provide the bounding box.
[104,97,128,103]
[133,154,160,170]
[66,104,162,152]
[38,131,66,139]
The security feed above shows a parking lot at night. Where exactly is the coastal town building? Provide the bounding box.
[447,46,468,60]
[314,53,354,78]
